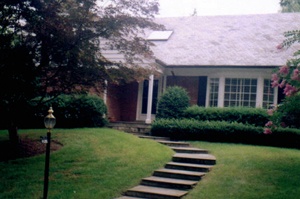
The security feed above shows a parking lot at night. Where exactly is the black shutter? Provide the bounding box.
[197,76,207,106]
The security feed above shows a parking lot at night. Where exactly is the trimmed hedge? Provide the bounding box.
[183,106,269,127]
[151,119,300,149]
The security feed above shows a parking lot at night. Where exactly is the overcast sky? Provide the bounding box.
[157,0,281,17]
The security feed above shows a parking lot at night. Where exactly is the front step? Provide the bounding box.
[125,185,188,199]
[158,140,190,147]
[173,153,216,165]
[139,135,170,141]
[141,176,198,190]
[116,196,146,199]
[165,162,213,172]
[154,168,206,181]
[170,147,209,154]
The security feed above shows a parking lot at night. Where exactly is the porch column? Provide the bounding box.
[218,77,225,107]
[256,77,264,108]
[163,75,167,93]
[103,80,108,105]
[145,74,154,124]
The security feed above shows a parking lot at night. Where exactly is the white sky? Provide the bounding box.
[157,0,281,17]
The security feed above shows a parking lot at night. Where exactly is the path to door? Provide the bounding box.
[116,135,216,199]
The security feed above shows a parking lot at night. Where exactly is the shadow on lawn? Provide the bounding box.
[0,135,63,162]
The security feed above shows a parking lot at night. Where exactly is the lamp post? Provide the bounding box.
[43,107,56,199]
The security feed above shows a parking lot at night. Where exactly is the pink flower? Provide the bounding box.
[283,83,298,96]
[271,73,279,81]
[271,81,279,88]
[279,80,286,88]
[265,121,273,127]
[279,65,289,76]
[276,44,283,50]
[291,69,300,80]
[264,128,272,135]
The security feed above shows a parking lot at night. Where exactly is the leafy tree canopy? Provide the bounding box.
[280,0,300,12]
[0,0,162,134]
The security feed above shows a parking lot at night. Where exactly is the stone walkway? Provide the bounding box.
[116,135,216,199]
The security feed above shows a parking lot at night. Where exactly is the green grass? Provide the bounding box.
[1,129,300,199]
[185,142,300,199]
[0,128,174,199]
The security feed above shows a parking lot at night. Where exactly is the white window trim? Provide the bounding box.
[206,76,275,108]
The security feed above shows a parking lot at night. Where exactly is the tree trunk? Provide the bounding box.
[8,124,19,146]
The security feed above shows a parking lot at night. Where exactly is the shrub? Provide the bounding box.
[270,94,300,128]
[151,119,300,149]
[156,86,190,119]
[183,106,269,127]
[27,94,107,128]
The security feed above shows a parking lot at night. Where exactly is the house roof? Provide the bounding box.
[150,13,300,67]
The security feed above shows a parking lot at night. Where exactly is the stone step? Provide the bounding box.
[165,161,213,172]
[158,140,190,147]
[170,146,209,154]
[172,153,216,165]
[153,168,206,181]
[125,185,188,199]
[139,135,170,141]
[141,176,198,190]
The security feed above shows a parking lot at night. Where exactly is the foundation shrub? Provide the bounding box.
[156,86,190,119]
[151,119,300,148]
[183,106,269,127]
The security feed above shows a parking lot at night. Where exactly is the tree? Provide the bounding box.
[280,0,300,12]
[264,30,300,133]
[0,0,162,143]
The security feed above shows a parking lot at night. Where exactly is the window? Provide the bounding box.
[263,79,274,108]
[142,80,158,114]
[224,78,257,107]
[209,78,219,107]
[147,31,173,41]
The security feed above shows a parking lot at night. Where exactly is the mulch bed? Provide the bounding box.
[0,135,63,162]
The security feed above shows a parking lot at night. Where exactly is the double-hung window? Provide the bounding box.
[263,79,274,109]
[209,78,219,107]
[224,78,257,107]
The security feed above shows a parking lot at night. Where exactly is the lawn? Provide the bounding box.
[185,142,300,199]
[1,129,300,199]
[0,128,174,199]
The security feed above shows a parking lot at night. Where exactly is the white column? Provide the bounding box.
[103,80,108,105]
[218,77,225,107]
[163,75,167,93]
[256,77,264,108]
[145,74,154,124]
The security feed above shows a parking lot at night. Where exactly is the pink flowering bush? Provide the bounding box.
[265,31,300,133]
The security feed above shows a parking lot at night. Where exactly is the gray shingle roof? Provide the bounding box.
[150,13,300,67]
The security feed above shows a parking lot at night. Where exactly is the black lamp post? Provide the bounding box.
[43,107,56,199]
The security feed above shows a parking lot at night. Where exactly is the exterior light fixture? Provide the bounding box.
[43,107,56,199]
[44,107,56,131]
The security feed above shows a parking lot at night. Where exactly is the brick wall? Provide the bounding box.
[167,76,199,105]
[107,82,138,122]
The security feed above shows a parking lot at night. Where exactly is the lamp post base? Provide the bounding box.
[43,132,51,199]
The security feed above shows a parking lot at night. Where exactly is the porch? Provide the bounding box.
[107,121,151,135]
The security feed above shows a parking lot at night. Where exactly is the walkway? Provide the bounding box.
[115,135,216,199]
